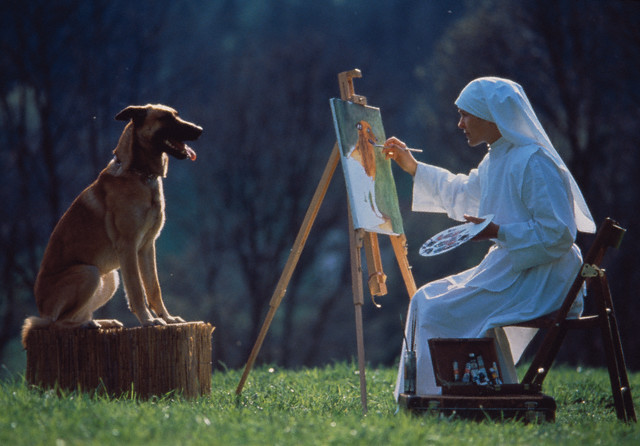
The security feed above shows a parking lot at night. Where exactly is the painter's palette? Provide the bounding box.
[419,215,494,257]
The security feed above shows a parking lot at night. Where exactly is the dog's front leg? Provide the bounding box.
[118,245,166,326]
[139,243,185,324]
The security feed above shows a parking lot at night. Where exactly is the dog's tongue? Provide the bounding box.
[185,144,197,161]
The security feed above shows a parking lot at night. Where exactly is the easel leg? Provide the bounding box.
[349,214,368,413]
[236,144,340,395]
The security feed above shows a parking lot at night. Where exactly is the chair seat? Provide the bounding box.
[510,313,600,329]
[509,312,558,328]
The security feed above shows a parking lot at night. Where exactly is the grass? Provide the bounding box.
[0,362,638,445]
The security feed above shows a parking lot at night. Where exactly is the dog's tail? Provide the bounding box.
[21,316,52,349]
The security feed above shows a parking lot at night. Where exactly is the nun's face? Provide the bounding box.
[457,109,501,147]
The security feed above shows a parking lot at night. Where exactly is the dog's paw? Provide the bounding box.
[96,319,124,329]
[82,320,102,329]
[163,315,186,324]
[142,318,167,327]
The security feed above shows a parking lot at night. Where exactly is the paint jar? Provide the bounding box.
[404,350,417,394]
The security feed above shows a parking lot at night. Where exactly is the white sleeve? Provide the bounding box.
[498,152,577,271]
[412,162,481,221]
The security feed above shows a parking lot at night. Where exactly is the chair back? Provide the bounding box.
[554,218,625,320]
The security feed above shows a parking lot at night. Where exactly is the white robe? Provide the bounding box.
[395,137,584,398]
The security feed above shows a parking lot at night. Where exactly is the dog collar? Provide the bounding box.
[112,155,158,184]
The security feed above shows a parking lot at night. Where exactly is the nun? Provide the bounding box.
[383,77,595,398]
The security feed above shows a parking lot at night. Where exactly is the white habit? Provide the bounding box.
[395,138,584,398]
[394,77,595,399]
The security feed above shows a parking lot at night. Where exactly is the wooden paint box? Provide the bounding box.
[428,338,541,395]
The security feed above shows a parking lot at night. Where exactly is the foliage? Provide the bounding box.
[0,363,639,445]
[2,0,640,373]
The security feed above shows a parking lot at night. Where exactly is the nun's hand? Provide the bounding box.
[382,136,418,176]
[463,215,499,241]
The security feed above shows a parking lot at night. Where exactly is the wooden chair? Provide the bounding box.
[510,218,636,422]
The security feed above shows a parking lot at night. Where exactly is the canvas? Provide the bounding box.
[330,98,404,235]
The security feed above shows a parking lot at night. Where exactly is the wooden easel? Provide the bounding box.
[235,69,417,413]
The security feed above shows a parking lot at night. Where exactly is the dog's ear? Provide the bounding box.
[115,105,148,124]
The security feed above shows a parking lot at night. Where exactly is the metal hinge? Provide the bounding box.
[581,263,604,278]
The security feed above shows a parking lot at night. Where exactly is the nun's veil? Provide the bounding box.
[455,77,595,233]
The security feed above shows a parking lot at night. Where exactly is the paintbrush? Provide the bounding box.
[371,143,423,153]
[400,314,410,351]
[400,313,418,352]
[410,313,416,352]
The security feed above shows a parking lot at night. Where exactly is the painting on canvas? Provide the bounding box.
[330,98,404,235]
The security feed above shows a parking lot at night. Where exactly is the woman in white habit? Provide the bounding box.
[383,77,595,398]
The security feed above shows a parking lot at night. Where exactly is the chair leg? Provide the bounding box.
[521,323,569,387]
[595,276,637,423]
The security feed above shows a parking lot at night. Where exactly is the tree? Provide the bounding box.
[422,0,640,368]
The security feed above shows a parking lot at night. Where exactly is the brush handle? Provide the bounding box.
[373,143,423,153]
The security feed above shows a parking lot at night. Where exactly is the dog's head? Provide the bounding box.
[115,104,202,161]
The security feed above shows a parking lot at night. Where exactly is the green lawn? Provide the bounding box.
[1,363,638,445]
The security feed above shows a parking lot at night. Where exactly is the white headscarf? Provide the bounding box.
[455,77,595,234]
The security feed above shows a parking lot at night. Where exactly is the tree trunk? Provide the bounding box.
[25,322,214,399]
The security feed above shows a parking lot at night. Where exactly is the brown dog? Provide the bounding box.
[353,120,377,178]
[21,104,202,347]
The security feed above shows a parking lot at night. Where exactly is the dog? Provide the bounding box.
[353,120,377,178]
[21,104,202,347]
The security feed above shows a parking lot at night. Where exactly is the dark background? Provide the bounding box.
[2,0,639,377]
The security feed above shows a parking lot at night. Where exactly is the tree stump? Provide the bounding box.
[25,322,214,399]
